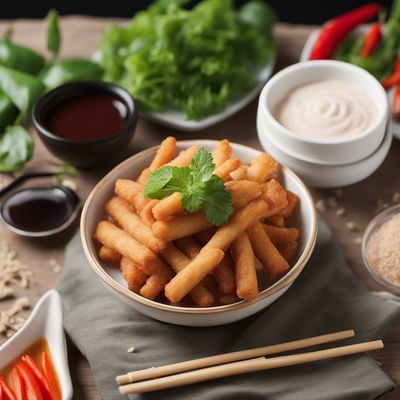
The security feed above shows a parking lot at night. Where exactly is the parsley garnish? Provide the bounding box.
[144,148,233,226]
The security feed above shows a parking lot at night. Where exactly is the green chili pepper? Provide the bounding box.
[0,38,46,75]
[0,89,18,132]
[334,0,400,79]
[40,58,103,90]
[47,9,61,60]
[0,125,33,172]
[0,65,45,113]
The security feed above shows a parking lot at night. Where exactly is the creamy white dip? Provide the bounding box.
[273,80,377,140]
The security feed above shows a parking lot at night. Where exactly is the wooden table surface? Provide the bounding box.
[0,17,399,399]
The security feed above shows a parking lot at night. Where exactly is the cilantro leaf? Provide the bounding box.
[143,148,233,225]
[203,175,233,226]
[190,147,214,182]
[144,165,175,199]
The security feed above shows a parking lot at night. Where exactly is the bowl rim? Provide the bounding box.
[32,80,138,146]
[259,60,388,145]
[81,140,318,315]
[362,203,400,292]
[258,117,392,168]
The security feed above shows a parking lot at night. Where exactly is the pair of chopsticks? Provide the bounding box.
[116,330,383,395]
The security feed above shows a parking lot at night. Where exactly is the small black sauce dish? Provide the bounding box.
[0,185,80,238]
[32,81,138,169]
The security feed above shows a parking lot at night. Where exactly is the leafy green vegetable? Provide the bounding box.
[0,38,45,75]
[40,58,103,90]
[0,65,45,113]
[0,125,33,172]
[98,0,276,120]
[47,9,61,60]
[144,148,233,226]
[0,89,19,132]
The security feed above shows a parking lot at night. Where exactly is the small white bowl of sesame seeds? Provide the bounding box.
[362,204,400,294]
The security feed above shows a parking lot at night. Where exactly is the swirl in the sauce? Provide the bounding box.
[273,80,377,140]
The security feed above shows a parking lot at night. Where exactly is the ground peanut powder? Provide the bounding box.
[366,213,400,285]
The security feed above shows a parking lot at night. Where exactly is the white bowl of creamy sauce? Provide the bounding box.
[258,60,389,165]
[274,80,377,140]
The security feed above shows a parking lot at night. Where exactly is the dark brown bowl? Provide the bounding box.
[32,81,138,169]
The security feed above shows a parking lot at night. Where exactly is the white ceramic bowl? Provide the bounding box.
[81,140,317,327]
[257,60,389,165]
[0,290,73,400]
[258,116,392,188]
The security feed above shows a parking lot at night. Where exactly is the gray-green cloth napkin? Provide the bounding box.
[57,218,400,400]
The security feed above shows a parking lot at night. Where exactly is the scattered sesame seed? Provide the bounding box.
[392,192,400,203]
[346,221,359,232]
[0,297,30,337]
[315,199,326,212]
[0,242,33,299]
[354,237,362,245]
[0,242,33,337]
[127,346,136,353]
[335,207,346,217]
[53,265,62,274]
[327,197,338,208]
[49,259,63,273]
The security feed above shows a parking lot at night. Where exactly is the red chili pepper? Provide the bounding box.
[21,356,51,400]
[310,3,381,60]
[41,352,61,400]
[0,375,17,400]
[15,363,43,400]
[9,368,27,400]
[391,85,400,120]
[360,22,382,57]
[381,57,400,89]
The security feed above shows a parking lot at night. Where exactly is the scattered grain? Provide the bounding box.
[0,242,33,337]
[0,242,33,299]
[353,237,362,245]
[366,213,400,285]
[335,207,346,217]
[49,258,63,273]
[127,346,136,353]
[315,199,327,212]
[392,192,400,203]
[0,297,30,337]
[327,196,338,208]
[346,221,359,232]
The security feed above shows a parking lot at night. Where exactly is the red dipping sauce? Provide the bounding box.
[44,91,129,142]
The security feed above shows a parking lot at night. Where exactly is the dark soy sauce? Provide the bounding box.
[1,187,79,233]
[44,91,129,141]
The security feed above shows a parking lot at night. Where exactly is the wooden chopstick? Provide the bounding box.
[119,339,383,395]
[116,330,354,385]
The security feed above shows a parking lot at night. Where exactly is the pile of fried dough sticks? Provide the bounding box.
[94,137,300,307]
